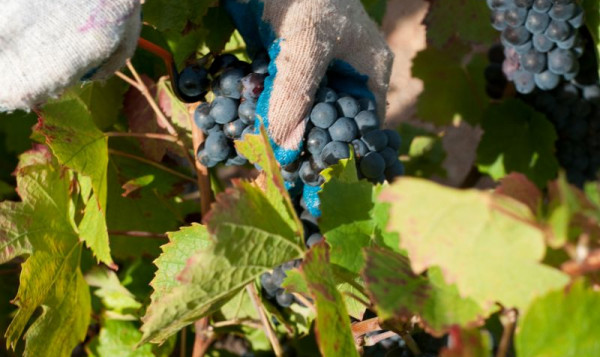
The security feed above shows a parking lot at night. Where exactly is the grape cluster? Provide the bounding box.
[486,0,585,94]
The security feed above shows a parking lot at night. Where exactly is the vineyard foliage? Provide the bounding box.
[1,0,600,356]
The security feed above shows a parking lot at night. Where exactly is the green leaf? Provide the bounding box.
[476,100,559,187]
[360,0,387,25]
[362,247,484,335]
[516,280,600,357]
[88,319,154,357]
[413,46,489,126]
[140,131,303,344]
[142,0,215,32]
[79,179,113,267]
[202,6,236,53]
[380,178,569,311]
[86,267,142,317]
[0,111,37,154]
[150,224,212,302]
[425,0,497,48]
[319,156,380,273]
[400,124,447,178]
[300,243,359,357]
[67,77,128,130]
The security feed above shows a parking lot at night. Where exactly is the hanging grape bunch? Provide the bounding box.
[187,53,404,201]
[487,0,586,94]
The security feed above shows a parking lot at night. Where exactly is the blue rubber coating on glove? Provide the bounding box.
[303,184,322,218]
[284,179,303,198]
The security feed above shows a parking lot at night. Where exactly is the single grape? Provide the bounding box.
[351,139,369,158]
[320,141,351,166]
[260,273,278,296]
[193,103,216,134]
[310,154,327,172]
[532,33,555,52]
[486,0,511,10]
[532,0,552,13]
[306,233,324,248]
[519,50,546,73]
[360,152,386,179]
[545,20,572,42]
[549,3,577,21]
[336,96,360,118]
[354,110,380,134]
[514,0,534,7]
[238,100,256,125]
[241,125,255,139]
[310,102,337,128]
[583,85,600,105]
[383,129,402,151]
[385,161,405,182]
[513,70,536,94]
[223,119,246,139]
[569,7,585,28]
[210,96,238,124]
[316,87,338,103]
[534,70,560,90]
[505,7,528,27]
[548,48,576,74]
[205,131,231,162]
[178,67,209,98]
[240,73,266,101]
[196,148,219,168]
[299,160,323,186]
[251,51,269,74]
[359,98,376,111]
[513,40,533,54]
[328,117,358,142]
[525,10,550,34]
[556,33,577,50]
[502,26,531,46]
[209,53,240,74]
[379,147,398,167]
[219,67,246,99]
[362,130,389,152]
[300,210,318,226]
[281,161,300,182]
[307,127,332,155]
[491,10,508,31]
[275,290,294,307]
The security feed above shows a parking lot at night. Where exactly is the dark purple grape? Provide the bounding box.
[193,103,216,134]
[362,130,388,152]
[316,87,338,103]
[241,125,255,139]
[514,0,534,7]
[383,129,402,151]
[310,103,337,128]
[385,161,405,182]
[533,0,552,13]
[378,147,398,167]
[360,152,386,179]
[299,161,323,186]
[545,20,572,42]
[491,11,508,31]
[502,26,531,46]
[533,33,555,52]
[275,290,294,307]
[534,70,560,90]
[238,100,256,125]
[240,73,265,101]
[209,54,239,74]
[178,67,209,98]
[260,273,278,296]
[548,48,576,74]
[549,3,577,21]
[210,96,238,124]
[336,97,360,118]
[204,131,231,162]
[569,8,585,28]
[223,119,246,139]
[487,0,511,10]
[351,139,368,158]
[307,127,331,155]
[251,51,269,74]
[556,34,577,50]
[354,110,380,134]
[513,70,536,94]
[196,147,219,168]
[519,50,546,73]
[525,10,550,34]
[505,7,528,27]
[320,141,351,166]
[328,117,358,142]
[219,67,246,99]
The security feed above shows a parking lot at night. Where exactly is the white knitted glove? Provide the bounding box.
[225,0,394,163]
[0,0,141,112]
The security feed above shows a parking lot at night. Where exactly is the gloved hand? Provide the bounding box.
[223,0,394,166]
[0,0,141,112]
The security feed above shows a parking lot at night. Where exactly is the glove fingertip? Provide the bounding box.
[302,184,322,218]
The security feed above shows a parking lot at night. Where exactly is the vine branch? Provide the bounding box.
[247,284,284,357]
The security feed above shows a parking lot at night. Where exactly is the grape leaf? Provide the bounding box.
[140,131,303,344]
[202,6,236,53]
[67,77,127,131]
[380,178,569,311]
[88,319,154,357]
[150,224,212,302]
[86,267,142,317]
[495,173,542,215]
[476,100,559,188]
[3,157,90,357]
[413,45,489,126]
[142,0,215,32]
[301,243,359,357]
[425,0,497,48]
[156,77,193,140]
[319,156,381,273]
[516,280,600,357]
[362,247,484,335]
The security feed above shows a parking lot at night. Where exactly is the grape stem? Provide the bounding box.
[363,331,399,347]
[107,230,167,239]
[292,293,316,312]
[496,309,517,357]
[107,149,196,183]
[247,283,284,357]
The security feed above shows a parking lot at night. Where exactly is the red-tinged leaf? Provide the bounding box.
[301,242,359,357]
[439,327,493,357]
[495,173,542,215]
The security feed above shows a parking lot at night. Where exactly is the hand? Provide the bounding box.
[0,0,141,112]
[224,0,394,165]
